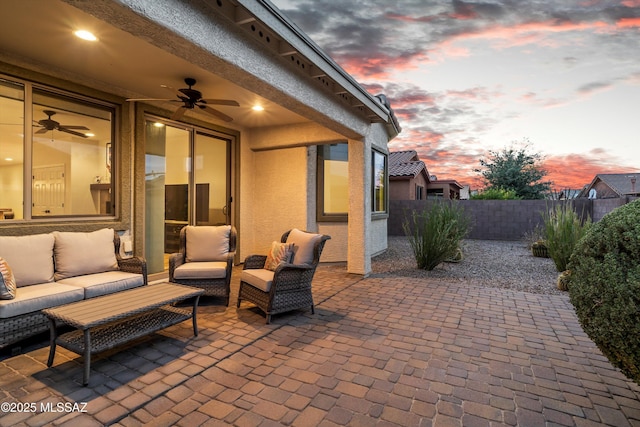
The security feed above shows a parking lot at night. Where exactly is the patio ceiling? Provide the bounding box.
[0,0,308,129]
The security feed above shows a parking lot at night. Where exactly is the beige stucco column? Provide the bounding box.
[347,139,371,275]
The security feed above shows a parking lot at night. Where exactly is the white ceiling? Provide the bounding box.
[0,0,308,129]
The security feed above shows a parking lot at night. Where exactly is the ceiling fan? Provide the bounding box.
[128,77,240,122]
[35,110,90,138]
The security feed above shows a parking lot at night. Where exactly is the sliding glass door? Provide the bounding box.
[144,119,232,274]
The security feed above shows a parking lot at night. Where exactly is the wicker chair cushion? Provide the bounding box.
[264,241,294,271]
[240,269,274,292]
[286,229,323,266]
[53,228,119,281]
[173,261,228,279]
[0,283,84,319]
[57,271,145,299]
[0,257,16,300]
[185,225,230,262]
[0,233,55,287]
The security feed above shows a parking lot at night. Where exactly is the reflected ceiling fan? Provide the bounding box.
[35,110,89,138]
[128,77,240,122]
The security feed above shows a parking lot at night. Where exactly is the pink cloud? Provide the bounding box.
[618,17,640,28]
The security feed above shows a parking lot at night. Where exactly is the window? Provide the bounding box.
[372,149,388,215]
[317,143,348,221]
[0,76,115,219]
[0,79,24,220]
[416,185,424,200]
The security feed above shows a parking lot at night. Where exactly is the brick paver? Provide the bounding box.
[1,264,639,426]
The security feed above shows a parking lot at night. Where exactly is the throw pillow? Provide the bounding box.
[0,257,17,300]
[286,228,322,265]
[186,225,231,262]
[53,228,119,280]
[0,233,55,287]
[264,241,294,271]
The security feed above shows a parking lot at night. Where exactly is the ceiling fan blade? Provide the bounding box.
[60,125,90,130]
[35,128,48,134]
[171,107,187,121]
[161,84,184,98]
[200,99,240,107]
[59,127,89,138]
[199,105,233,122]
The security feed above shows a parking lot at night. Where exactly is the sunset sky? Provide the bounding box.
[271,0,640,190]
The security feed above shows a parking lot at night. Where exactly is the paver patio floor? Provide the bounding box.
[1,265,639,426]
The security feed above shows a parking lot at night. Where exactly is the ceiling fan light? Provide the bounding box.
[74,30,98,41]
[252,105,264,111]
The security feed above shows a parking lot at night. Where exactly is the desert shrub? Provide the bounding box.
[543,203,591,272]
[522,223,545,250]
[402,202,471,271]
[568,199,640,385]
[471,187,521,200]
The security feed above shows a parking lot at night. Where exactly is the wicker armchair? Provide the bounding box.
[169,225,236,305]
[237,229,330,324]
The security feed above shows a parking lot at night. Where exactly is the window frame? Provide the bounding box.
[0,74,117,221]
[371,148,388,218]
[316,143,349,222]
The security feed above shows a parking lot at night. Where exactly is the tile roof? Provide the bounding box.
[597,173,640,195]
[389,150,427,178]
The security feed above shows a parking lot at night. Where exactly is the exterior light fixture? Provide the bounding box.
[74,30,98,41]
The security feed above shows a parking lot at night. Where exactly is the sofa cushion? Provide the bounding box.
[57,271,145,299]
[174,261,228,279]
[0,233,55,287]
[53,228,118,281]
[264,241,294,271]
[241,269,274,293]
[185,225,230,262]
[0,257,16,300]
[286,229,322,266]
[0,283,84,319]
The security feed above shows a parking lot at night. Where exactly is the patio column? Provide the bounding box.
[347,139,371,275]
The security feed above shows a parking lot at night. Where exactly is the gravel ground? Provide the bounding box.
[371,237,565,295]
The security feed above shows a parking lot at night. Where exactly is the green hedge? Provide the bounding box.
[568,199,640,385]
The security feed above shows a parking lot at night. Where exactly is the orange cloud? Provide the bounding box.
[618,17,640,28]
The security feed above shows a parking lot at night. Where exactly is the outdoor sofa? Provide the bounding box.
[0,228,147,349]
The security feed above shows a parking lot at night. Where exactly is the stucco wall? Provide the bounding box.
[240,146,309,257]
[318,223,347,262]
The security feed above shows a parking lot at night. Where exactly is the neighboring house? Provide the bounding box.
[426,179,463,200]
[579,173,640,199]
[389,150,463,200]
[557,189,582,200]
[389,151,431,200]
[0,0,400,276]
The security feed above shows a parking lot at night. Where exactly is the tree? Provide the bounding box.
[476,141,552,199]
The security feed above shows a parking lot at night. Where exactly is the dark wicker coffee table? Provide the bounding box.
[43,283,204,385]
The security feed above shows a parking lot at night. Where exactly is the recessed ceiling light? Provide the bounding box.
[74,30,98,41]
[252,105,264,111]
[4,158,13,162]
[153,122,165,128]
[84,132,95,137]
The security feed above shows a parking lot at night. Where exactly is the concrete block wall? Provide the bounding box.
[389,198,629,241]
